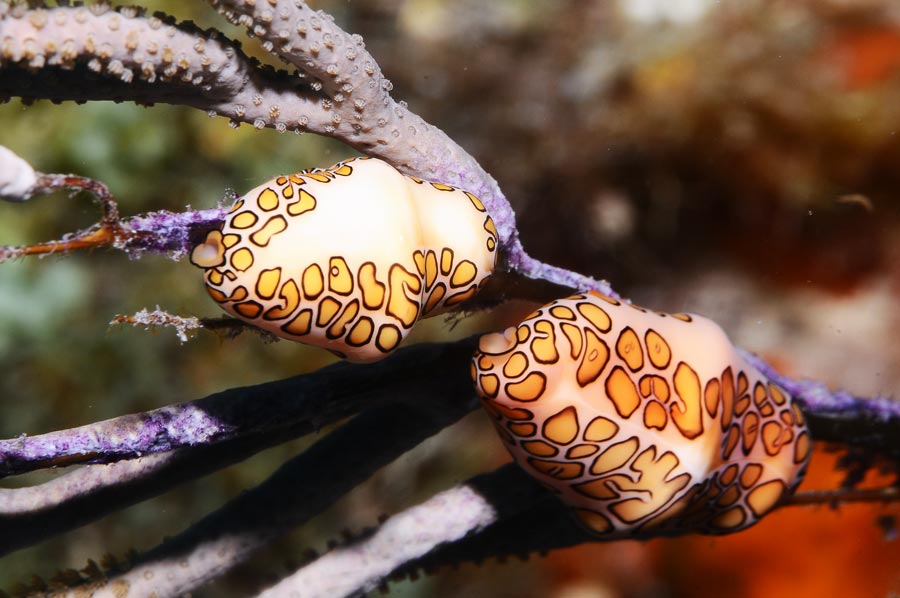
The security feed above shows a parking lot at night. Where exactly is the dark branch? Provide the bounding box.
[0,339,478,557]
[43,394,477,596]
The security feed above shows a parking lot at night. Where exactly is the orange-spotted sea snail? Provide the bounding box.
[191,157,498,362]
[472,291,811,537]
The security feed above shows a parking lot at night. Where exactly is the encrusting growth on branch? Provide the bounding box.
[111,308,277,343]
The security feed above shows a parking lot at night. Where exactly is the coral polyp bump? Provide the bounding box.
[191,157,498,362]
[473,291,811,537]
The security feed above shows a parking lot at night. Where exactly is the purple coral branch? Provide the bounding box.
[126,206,227,258]
[742,348,900,423]
[0,339,449,477]
[0,403,231,477]
[0,339,477,557]
[1,429,298,555]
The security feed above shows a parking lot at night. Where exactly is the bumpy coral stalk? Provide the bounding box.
[0,3,324,130]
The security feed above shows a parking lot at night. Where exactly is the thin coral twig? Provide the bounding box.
[784,486,900,507]
[0,171,139,263]
[111,308,279,343]
[0,144,230,260]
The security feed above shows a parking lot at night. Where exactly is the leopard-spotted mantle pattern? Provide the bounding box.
[472,291,810,537]
[190,157,498,362]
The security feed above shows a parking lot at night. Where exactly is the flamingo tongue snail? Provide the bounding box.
[191,157,498,362]
[190,155,810,535]
[472,291,811,537]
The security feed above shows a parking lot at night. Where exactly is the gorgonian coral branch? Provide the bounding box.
[0,339,477,556]
[0,3,324,130]
[0,2,619,295]
[0,338,475,476]
[39,399,476,598]
[3,2,900,595]
[204,0,509,225]
[256,484,498,598]
[203,0,620,296]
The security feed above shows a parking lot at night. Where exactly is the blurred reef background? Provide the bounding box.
[3,0,900,596]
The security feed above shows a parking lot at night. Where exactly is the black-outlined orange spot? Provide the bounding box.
[263,279,300,320]
[231,211,258,229]
[644,329,671,369]
[543,406,579,445]
[576,302,611,332]
[302,264,324,300]
[590,437,638,475]
[256,187,279,211]
[616,327,644,372]
[230,248,254,272]
[671,362,703,439]
[505,371,546,402]
[583,416,618,442]
[605,366,640,419]
[577,329,609,387]
[287,188,317,216]
[376,324,402,353]
[328,257,353,296]
[250,215,287,247]
[282,308,313,336]
[255,268,282,300]
[522,440,557,457]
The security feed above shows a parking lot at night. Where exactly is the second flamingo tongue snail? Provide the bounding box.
[473,291,811,537]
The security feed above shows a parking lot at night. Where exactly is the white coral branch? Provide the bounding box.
[256,484,497,598]
[0,144,36,201]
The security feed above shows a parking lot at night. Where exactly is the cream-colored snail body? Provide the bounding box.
[473,291,810,537]
[191,157,498,362]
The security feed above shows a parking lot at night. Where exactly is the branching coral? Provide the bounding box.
[2,1,900,597]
